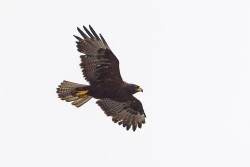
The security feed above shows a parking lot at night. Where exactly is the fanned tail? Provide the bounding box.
[56,80,92,107]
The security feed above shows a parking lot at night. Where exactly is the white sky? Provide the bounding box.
[0,0,250,166]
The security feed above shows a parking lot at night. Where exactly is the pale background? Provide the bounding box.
[0,0,250,167]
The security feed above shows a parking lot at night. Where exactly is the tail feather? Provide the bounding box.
[56,80,92,108]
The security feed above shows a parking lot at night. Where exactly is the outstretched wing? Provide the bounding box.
[74,25,123,85]
[96,96,146,131]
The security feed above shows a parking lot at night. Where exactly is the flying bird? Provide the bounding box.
[56,25,145,131]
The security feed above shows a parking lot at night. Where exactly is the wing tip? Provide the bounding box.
[73,35,82,41]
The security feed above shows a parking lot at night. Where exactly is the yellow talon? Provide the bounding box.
[76,90,88,97]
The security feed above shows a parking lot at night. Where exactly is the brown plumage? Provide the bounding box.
[57,25,145,131]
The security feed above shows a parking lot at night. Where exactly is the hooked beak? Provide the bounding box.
[137,87,143,92]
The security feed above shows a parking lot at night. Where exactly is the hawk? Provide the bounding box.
[57,25,145,131]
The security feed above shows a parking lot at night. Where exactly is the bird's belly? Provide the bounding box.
[88,86,125,99]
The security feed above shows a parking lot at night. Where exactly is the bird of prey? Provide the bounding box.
[56,25,145,131]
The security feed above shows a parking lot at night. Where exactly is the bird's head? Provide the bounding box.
[128,84,143,94]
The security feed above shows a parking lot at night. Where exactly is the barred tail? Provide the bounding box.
[56,80,92,108]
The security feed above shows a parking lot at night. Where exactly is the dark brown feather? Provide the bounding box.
[83,25,94,39]
[100,34,108,46]
[89,25,101,40]
[73,35,82,41]
[80,49,123,85]
[96,97,146,131]
[77,27,88,39]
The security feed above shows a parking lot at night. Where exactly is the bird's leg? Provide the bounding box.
[73,87,89,97]
[76,90,88,97]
